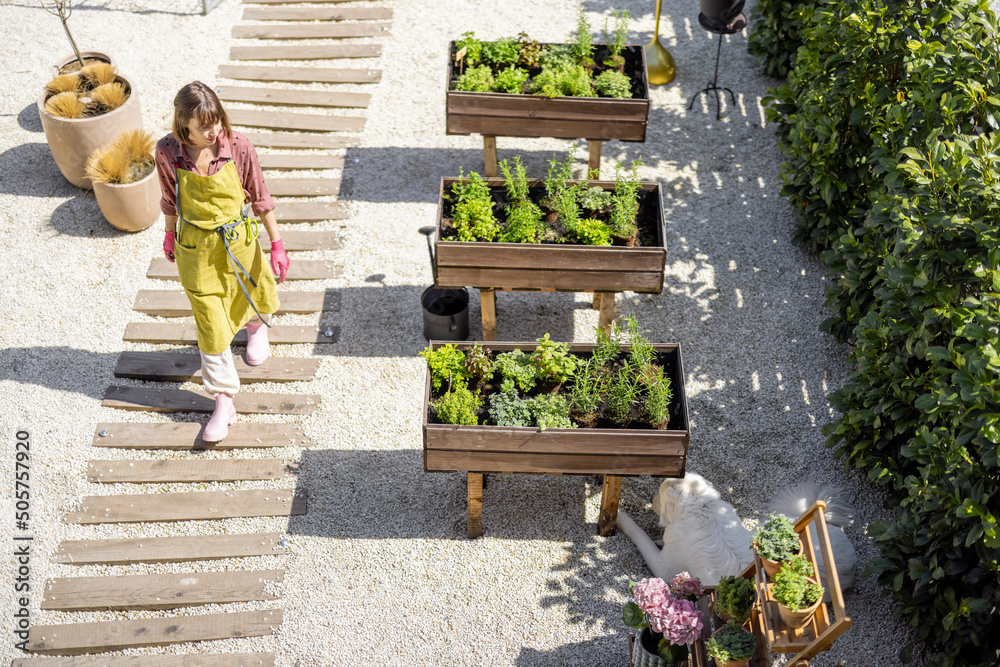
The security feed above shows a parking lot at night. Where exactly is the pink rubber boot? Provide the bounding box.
[246,321,270,366]
[203,393,237,443]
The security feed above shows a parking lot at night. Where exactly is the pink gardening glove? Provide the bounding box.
[270,238,289,283]
[163,231,175,262]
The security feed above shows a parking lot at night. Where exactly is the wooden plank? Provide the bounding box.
[482,135,497,177]
[233,101,362,134]
[233,22,390,39]
[92,423,314,450]
[447,92,648,123]
[243,131,360,149]
[435,237,666,270]
[87,459,294,483]
[13,654,274,667]
[102,386,321,415]
[243,6,393,20]
[52,533,287,565]
[479,289,496,341]
[42,570,284,611]
[228,108,365,133]
[596,291,616,333]
[467,472,484,539]
[447,113,646,142]
[132,290,339,317]
[219,65,381,84]
[436,266,663,292]
[26,609,282,655]
[123,322,340,345]
[261,229,341,250]
[588,139,602,178]
[259,154,346,170]
[64,490,307,524]
[598,474,622,536]
[147,257,339,280]
[266,178,340,196]
[231,44,381,61]
[424,424,688,458]
[425,450,684,476]
[276,201,350,221]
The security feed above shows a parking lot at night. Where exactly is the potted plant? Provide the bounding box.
[37,62,143,189]
[713,575,756,625]
[445,10,650,142]
[751,513,801,579]
[42,1,115,74]
[85,129,160,232]
[433,152,666,294]
[770,554,824,629]
[623,575,704,666]
[705,621,756,667]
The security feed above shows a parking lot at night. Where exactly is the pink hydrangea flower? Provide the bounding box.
[632,578,672,616]
[650,597,704,645]
[669,571,704,600]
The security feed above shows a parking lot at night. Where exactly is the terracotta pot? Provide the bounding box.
[93,168,160,232]
[757,542,805,580]
[37,72,143,190]
[53,51,116,76]
[773,580,823,629]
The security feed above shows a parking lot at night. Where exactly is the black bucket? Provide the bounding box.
[421,286,469,341]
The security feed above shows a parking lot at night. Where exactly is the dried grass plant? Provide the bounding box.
[79,62,117,88]
[88,82,129,113]
[44,91,86,119]
[45,74,79,97]
[86,129,155,185]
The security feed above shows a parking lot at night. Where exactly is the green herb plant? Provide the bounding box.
[449,171,498,242]
[464,343,494,384]
[454,64,493,92]
[493,65,529,94]
[488,388,532,427]
[752,514,800,562]
[455,31,483,65]
[592,319,623,368]
[714,576,756,625]
[532,333,578,384]
[420,344,469,391]
[608,160,642,241]
[517,31,544,68]
[772,555,823,612]
[494,349,537,393]
[498,155,544,244]
[604,361,641,425]
[432,384,482,426]
[527,393,575,430]
[577,186,613,212]
[603,10,629,70]
[568,358,604,426]
[594,69,632,98]
[705,622,757,664]
[570,8,594,67]
[482,37,520,66]
[641,366,673,429]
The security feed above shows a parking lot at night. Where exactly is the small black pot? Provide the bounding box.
[699,0,745,26]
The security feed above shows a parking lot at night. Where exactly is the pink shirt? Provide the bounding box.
[154,131,276,217]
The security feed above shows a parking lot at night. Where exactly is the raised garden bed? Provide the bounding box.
[445,42,650,142]
[433,177,666,293]
[422,339,690,537]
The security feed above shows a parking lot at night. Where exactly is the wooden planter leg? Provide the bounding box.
[483,136,498,177]
[480,289,497,341]
[467,472,484,538]
[598,474,622,536]
[592,293,600,310]
[588,139,602,178]
[596,291,615,332]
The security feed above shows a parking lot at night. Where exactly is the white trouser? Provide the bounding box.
[200,314,270,396]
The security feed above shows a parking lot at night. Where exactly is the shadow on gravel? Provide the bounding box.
[0,347,116,399]
[516,635,630,666]
[0,143,77,197]
[18,102,43,132]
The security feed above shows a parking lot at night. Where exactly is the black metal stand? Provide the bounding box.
[688,13,746,120]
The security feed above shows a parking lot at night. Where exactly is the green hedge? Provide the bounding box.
[747,0,820,78]
[759,1,1000,664]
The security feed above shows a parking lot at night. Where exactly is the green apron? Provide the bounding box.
[174,159,280,355]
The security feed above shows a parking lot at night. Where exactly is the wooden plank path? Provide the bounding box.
[25,610,282,654]
[123,323,340,345]
[102,386,321,414]
[53,533,287,565]
[147,257,339,280]
[87,459,294,483]
[259,154,346,170]
[13,654,275,667]
[231,44,382,61]
[64,489,307,524]
[133,290,339,316]
[42,570,284,611]
[115,351,319,383]
[244,6,392,20]
[219,85,370,109]
[220,65,381,85]
[228,108,365,133]
[275,201,351,221]
[259,229,341,250]
[266,178,341,197]
[233,23,391,39]
[92,423,315,449]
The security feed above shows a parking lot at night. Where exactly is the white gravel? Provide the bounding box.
[2,0,915,665]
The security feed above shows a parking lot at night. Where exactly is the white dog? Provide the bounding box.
[617,473,754,587]
[617,474,857,592]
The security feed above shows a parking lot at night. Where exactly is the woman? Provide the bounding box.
[155,81,290,443]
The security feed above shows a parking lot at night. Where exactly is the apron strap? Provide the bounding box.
[216,218,272,329]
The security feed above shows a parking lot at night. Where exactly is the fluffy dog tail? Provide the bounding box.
[617,510,674,581]
[767,481,855,528]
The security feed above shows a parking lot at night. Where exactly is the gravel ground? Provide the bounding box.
[1,0,921,665]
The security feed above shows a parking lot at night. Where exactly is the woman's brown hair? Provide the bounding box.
[172,81,232,146]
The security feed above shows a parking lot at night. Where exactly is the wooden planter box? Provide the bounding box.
[433,178,667,293]
[422,341,690,537]
[445,43,650,142]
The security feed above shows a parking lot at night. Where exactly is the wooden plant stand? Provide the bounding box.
[434,178,666,340]
[422,341,690,538]
[630,500,852,666]
[445,43,650,178]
